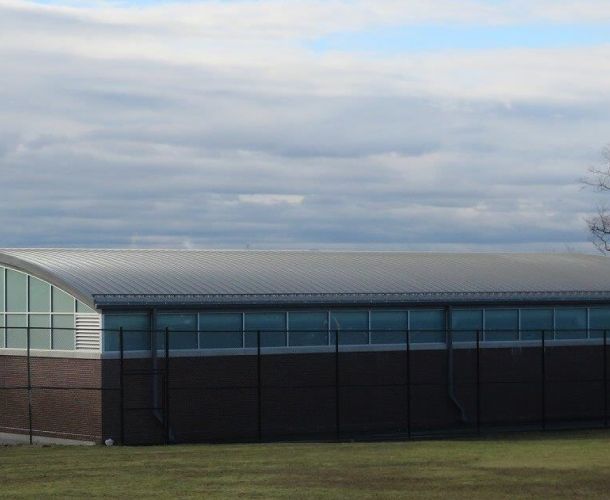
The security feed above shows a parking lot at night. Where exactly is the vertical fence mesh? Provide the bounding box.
[0,326,608,444]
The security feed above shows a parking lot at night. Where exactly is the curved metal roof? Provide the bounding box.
[0,249,609,308]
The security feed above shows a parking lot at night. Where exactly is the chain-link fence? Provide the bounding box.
[0,326,105,444]
[1,327,608,444]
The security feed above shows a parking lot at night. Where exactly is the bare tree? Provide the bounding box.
[583,146,610,253]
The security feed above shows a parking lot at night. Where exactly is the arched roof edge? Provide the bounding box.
[0,252,98,311]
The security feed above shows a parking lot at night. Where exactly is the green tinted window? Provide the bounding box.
[0,314,4,347]
[199,313,243,348]
[520,309,553,340]
[52,315,74,350]
[245,312,286,347]
[157,314,198,349]
[76,300,96,313]
[451,310,482,342]
[589,308,610,339]
[410,310,445,343]
[6,270,27,312]
[30,315,51,349]
[29,277,51,312]
[330,311,368,345]
[370,311,406,344]
[0,269,4,312]
[555,308,587,340]
[52,287,74,313]
[289,311,328,346]
[104,314,150,351]
[485,309,519,341]
[6,314,27,348]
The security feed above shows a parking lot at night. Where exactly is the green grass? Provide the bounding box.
[2,431,610,498]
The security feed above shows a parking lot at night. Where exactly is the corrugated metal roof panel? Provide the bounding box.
[0,249,609,307]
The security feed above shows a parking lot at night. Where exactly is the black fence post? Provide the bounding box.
[165,327,170,444]
[119,327,125,445]
[541,329,546,431]
[257,330,262,442]
[335,329,340,441]
[27,326,33,445]
[604,330,608,427]
[405,329,411,439]
[476,329,480,434]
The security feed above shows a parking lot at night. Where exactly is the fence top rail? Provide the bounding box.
[0,326,603,333]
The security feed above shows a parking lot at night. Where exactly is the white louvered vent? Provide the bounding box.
[75,313,102,351]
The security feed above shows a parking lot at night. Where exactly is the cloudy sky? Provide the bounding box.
[1,0,610,251]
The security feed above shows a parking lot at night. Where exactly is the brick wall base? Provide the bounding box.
[0,356,102,443]
[2,345,607,445]
[102,345,610,444]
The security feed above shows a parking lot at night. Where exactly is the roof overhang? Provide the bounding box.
[92,290,610,308]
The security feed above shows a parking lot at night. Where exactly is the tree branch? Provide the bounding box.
[586,206,610,254]
[582,146,610,191]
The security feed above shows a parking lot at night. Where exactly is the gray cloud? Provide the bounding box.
[0,2,607,252]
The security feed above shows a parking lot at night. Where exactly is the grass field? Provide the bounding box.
[2,430,610,499]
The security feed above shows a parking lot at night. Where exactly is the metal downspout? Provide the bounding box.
[151,308,163,424]
[446,306,467,423]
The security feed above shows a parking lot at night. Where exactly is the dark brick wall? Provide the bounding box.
[0,356,103,442]
[102,358,167,445]
[99,345,610,444]
[2,345,608,445]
